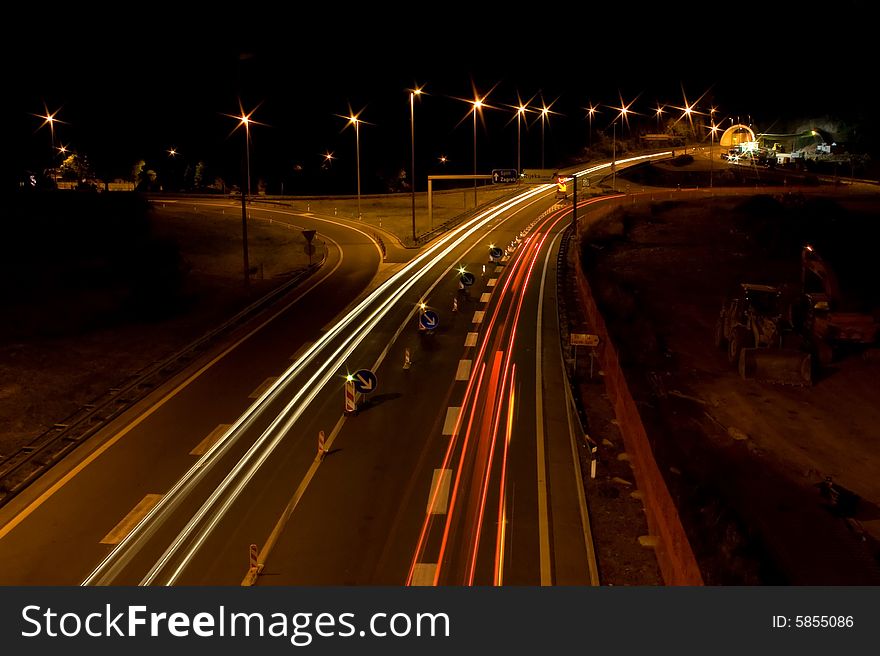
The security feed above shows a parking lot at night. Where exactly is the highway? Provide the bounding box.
[0,153,668,585]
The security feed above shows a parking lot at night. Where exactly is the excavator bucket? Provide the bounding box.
[739,348,812,386]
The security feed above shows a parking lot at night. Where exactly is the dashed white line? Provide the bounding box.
[480,292,492,303]
[290,341,315,361]
[100,494,163,545]
[487,278,498,287]
[442,407,461,435]
[455,360,472,381]
[190,424,232,456]
[249,377,279,399]
[472,311,485,324]
[411,563,437,586]
[465,332,479,347]
[426,469,452,514]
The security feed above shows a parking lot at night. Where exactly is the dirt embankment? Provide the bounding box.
[580,192,880,584]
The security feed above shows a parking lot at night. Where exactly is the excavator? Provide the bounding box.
[715,283,812,385]
[800,244,880,365]
[715,244,879,385]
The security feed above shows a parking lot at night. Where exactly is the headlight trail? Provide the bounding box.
[84,184,552,585]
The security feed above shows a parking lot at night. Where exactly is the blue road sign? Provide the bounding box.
[460,272,475,287]
[352,369,377,394]
[420,310,439,331]
[489,247,504,260]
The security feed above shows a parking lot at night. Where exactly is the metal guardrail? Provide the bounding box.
[0,244,328,509]
[414,188,524,246]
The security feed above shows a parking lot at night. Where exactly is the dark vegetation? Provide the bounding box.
[3,193,188,340]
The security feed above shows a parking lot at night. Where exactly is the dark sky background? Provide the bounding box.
[8,1,875,194]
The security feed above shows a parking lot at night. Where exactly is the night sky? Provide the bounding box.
[9,1,875,194]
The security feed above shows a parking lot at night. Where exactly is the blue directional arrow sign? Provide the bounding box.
[352,369,377,394]
[420,310,439,331]
[489,247,504,260]
[460,272,476,287]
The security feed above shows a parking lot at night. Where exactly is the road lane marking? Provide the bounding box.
[495,266,503,273]
[455,360,472,381]
[190,424,232,456]
[290,341,315,361]
[100,494,163,545]
[442,407,460,436]
[411,563,437,586]
[534,230,563,586]
[480,293,492,303]
[243,414,347,585]
[487,278,497,287]
[472,311,485,324]
[465,332,479,347]
[249,377,279,399]
[427,469,452,514]
[0,223,348,544]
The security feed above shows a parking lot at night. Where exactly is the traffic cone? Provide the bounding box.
[404,348,411,370]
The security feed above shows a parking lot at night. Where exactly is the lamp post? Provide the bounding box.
[709,121,718,188]
[586,102,597,150]
[539,105,551,169]
[516,103,527,175]
[35,107,63,185]
[239,112,252,284]
[655,103,664,132]
[409,85,423,242]
[340,111,364,220]
[611,106,629,192]
[472,97,483,207]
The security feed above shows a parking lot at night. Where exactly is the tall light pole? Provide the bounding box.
[516,103,527,175]
[338,110,365,220]
[409,85,423,242]
[505,94,533,175]
[608,96,634,192]
[472,97,483,207]
[35,106,63,185]
[655,103,664,132]
[586,102,597,150]
[709,121,719,188]
[540,105,549,169]
[224,103,262,285]
[240,112,252,284]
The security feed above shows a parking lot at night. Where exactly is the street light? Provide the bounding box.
[239,112,253,283]
[504,93,535,176]
[585,102,598,149]
[224,102,263,285]
[655,103,665,132]
[708,121,719,188]
[472,97,484,206]
[409,84,424,242]
[453,85,496,207]
[607,94,638,192]
[337,106,370,220]
[34,105,65,185]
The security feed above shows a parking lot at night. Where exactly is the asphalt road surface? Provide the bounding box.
[0,154,667,585]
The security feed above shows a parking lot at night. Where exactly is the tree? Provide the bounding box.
[132,159,158,191]
[60,153,90,181]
